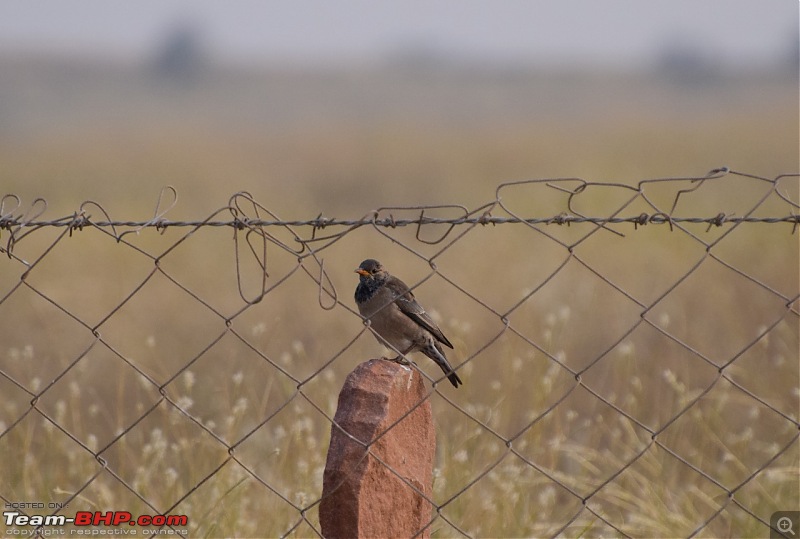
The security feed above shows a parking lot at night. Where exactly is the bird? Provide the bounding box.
[354,258,462,388]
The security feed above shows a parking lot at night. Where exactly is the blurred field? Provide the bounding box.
[0,56,798,537]
[1,56,797,213]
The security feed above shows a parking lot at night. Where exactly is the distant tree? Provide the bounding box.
[783,31,799,74]
[151,20,208,81]
[655,41,718,83]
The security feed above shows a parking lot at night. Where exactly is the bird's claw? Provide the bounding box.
[389,355,413,366]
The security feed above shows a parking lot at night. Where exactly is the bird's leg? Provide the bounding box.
[391,355,412,365]
[390,346,416,366]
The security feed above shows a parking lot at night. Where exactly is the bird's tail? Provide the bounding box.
[424,343,462,388]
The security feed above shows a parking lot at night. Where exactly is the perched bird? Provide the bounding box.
[354,259,462,388]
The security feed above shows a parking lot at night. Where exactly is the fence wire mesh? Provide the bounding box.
[1,168,798,538]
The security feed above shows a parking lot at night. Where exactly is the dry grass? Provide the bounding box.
[0,60,798,538]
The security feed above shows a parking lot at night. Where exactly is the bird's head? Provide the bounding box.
[355,259,386,281]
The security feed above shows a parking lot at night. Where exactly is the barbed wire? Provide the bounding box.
[1,168,798,538]
[1,168,797,242]
[2,213,799,231]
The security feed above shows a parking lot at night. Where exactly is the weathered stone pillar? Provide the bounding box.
[320,359,435,539]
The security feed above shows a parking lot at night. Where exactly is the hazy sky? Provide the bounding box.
[0,0,797,68]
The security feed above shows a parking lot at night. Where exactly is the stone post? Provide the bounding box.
[320,359,435,539]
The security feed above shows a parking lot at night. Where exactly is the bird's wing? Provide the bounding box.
[385,277,454,349]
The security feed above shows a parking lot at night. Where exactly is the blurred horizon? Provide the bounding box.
[1,1,797,70]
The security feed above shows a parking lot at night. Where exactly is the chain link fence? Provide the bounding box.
[1,168,798,538]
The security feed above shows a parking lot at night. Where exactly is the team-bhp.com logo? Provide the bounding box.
[4,510,188,535]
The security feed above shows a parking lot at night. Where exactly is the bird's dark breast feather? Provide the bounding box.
[354,278,382,304]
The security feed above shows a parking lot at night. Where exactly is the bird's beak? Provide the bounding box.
[355,268,370,277]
